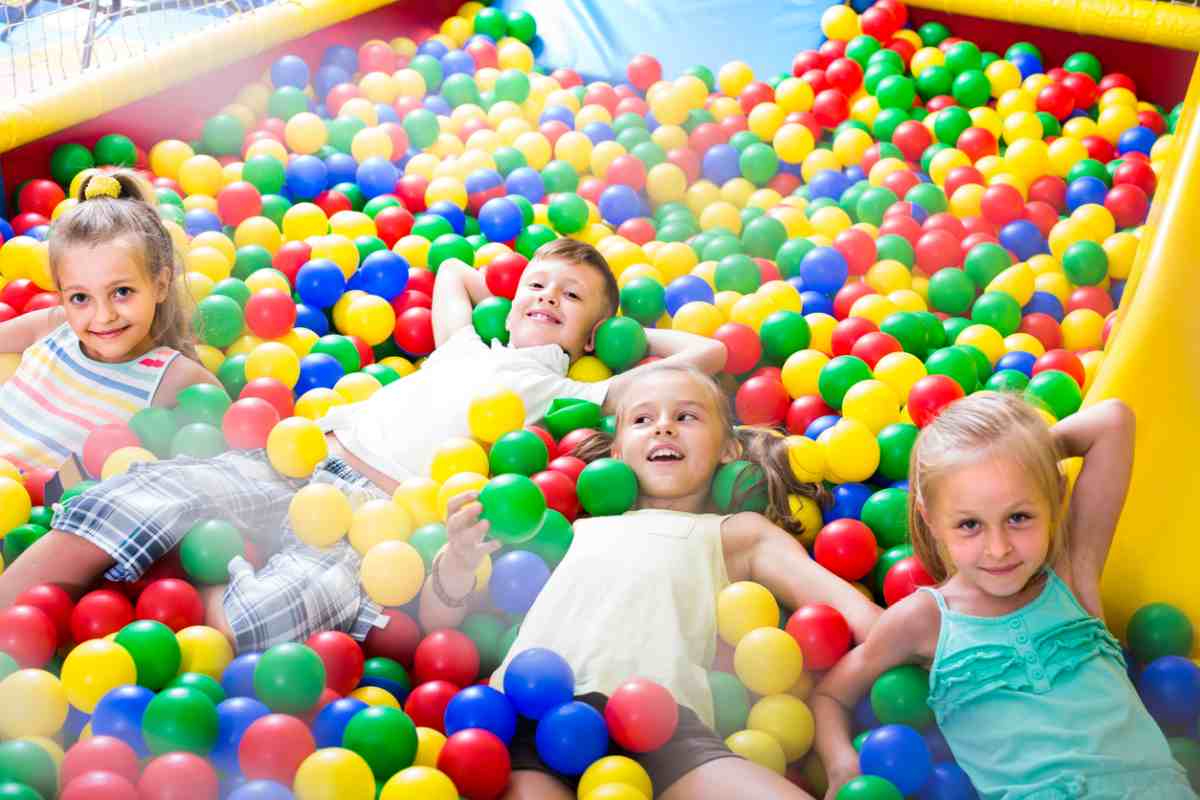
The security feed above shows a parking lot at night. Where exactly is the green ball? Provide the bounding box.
[547,192,588,234]
[261,194,291,226]
[489,430,549,477]
[932,105,973,146]
[942,316,972,346]
[741,215,787,259]
[311,334,360,374]
[1063,51,1103,82]
[916,65,954,101]
[362,657,411,700]
[93,134,137,167]
[620,277,666,326]
[738,142,779,185]
[861,488,909,549]
[970,291,1022,336]
[211,278,251,309]
[542,160,580,195]
[515,224,557,259]
[0,740,56,799]
[836,775,904,800]
[116,621,182,691]
[876,423,918,481]
[869,49,905,74]
[472,296,512,345]
[818,355,873,409]
[403,108,440,149]
[631,141,667,169]
[928,268,976,315]
[50,143,94,188]
[480,474,547,544]
[408,54,443,92]
[158,204,186,227]
[169,423,227,459]
[872,108,910,144]
[873,544,913,595]
[879,312,926,358]
[409,523,449,570]
[195,294,245,348]
[180,519,245,584]
[254,643,326,714]
[729,131,761,153]
[714,254,761,295]
[343,706,418,782]
[412,213,454,242]
[473,6,508,38]
[1067,158,1111,186]
[428,234,475,272]
[708,671,750,738]
[839,183,870,221]
[544,398,602,440]
[142,686,219,755]
[702,233,742,261]
[870,664,933,729]
[523,509,574,568]
[576,458,638,516]
[242,155,287,195]
[1006,42,1043,62]
[1025,370,1082,420]
[856,187,899,227]
[595,316,649,373]
[845,35,881,67]
[0,653,17,682]
[1127,603,1194,663]
[202,114,245,156]
[156,187,185,208]
[951,69,992,107]
[459,614,506,674]
[759,311,811,365]
[3,525,47,566]
[494,69,532,104]
[925,347,978,394]
[777,239,817,279]
[233,244,274,281]
[944,41,983,74]
[166,672,226,705]
[1062,240,1108,286]
[963,242,1013,288]
[362,363,401,387]
[175,383,232,427]
[904,186,947,220]
[986,368,1030,392]
[267,86,308,121]
[216,354,248,401]
[493,146,528,176]
[329,117,366,155]
[711,460,768,513]
[363,196,400,219]
[876,75,916,110]
[505,10,537,42]
[442,73,481,107]
[129,406,179,458]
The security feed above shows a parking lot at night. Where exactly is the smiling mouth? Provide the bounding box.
[526,310,562,325]
[90,327,129,339]
[981,564,1021,575]
[647,443,685,462]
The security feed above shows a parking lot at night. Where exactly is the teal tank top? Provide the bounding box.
[920,569,1196,800]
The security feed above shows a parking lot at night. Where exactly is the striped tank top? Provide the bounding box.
[0,323,178,472]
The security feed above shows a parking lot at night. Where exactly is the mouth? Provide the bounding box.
[525,309,562,325]
[647,443,685,463]
[90,326,130,339]
[981,564,1021,575]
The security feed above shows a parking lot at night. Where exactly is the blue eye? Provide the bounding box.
[958,519,980,533]
[114,287,134,298]
[1009,512,1031,525]
[69,293,88,305]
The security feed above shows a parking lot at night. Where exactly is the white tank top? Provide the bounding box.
[490,509,730,729]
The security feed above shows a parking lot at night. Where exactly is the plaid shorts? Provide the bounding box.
[53,449,390,652]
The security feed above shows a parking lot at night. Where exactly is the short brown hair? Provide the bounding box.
[532,238,619,319]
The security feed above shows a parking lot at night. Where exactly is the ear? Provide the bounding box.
[584,316,604,354]
[153,269,171,304]
[719,432,743,465]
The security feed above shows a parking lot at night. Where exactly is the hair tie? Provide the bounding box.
[84,174,122,200]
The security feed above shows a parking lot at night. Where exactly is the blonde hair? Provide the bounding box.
[572,363,826,536]
[908,391,1068,582]
[48,170,198,360]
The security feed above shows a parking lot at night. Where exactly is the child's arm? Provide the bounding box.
[607,329,727,397]
[151,356,223,408]
[721,512,882,644]
[431,258,492,348]
[1050,398,1135,618]
[418,490,501,632]
[811,594,939,799]
[0,306,65,354]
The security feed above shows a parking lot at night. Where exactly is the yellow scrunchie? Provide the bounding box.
[83,174,122,200]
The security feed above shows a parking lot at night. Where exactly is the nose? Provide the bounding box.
[984,528,1013,560]
[95,298,118,322]
[654,415,676,436]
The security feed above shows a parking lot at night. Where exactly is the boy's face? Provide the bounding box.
[506,257,611,361]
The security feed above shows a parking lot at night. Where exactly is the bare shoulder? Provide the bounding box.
[869,588,942,662]
[152,355,221,407]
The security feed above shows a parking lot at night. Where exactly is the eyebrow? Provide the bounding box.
[624,399,707,417]
[61,278,137,293]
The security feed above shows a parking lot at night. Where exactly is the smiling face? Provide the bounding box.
[505,256,612,361]
[56,236,167,363]
[924,453,1054,598]
[611,369,739,513]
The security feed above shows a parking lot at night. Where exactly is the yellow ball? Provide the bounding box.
[429,437,489,483]
[956,324,1006,365]
[391,478,441,528]
[1047,137,1087,177]
[841,379,900,434]
[0,670,67,738]
[820,4,860,40]
[717,581,780,647]
[781,350,829,398]
[278,327,319,358]
[581,786,648,800]
[748,102,786,141]
[235,216,283,254]
[735,626,804,696]
[748,694,815,762]
[361,540,425,606]
[1102,232,1139,280]
[285,112,328,154]
[1072,204,1116,242]
[266,416,328,478]
[817,418,880,483]
[282,203,330,240]
[342,295,396,346]
[726,729,787,774]
[334,373,382,404]
[414,727,446,768]
[832,128,873,167]
[196,344,224,374]
[805,313,837,355]
[178,154,224,197]
[348,499,414,555]
[149,139,195,181]
[245,268,291,295]
[186,246,233,283]
[671,301,725,337]
[790,494,824,547]
[60,639,137,713]
[380,766,459,800]
[1080,350,1105,394]
[578,756,654,800]
[1097,104,1139,144]
[988,263,1036,306]
[498,39,534,71]
[101,446,157,480]
[717,60,754,97]
[848,294,898,327]
[176,625,234,680]
[0,477,31,533]
[568,356,613,383]
[929,148,971,186]
[985,60,1022,97]
[294,748,376,800]
[1003,332,1046,358]
[1062,308,1105,351]
[865,260,912,295]
[786,435,826,483]
[294,388,346,420]
[311,234,360,279]
[1005,138,1049,185]
[468,389,526,443]
[243,341,300,388]
[776,78,815,113]
[0,458,19,484]
[289,483,352,548]
[329,210,377,241]
[729,293,775,332]
[873,352,926,405]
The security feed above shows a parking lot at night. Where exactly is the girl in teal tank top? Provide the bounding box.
[813,393,1196,800]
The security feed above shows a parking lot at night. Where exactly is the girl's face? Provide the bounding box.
[925,454,1053,598]
[611,371,739,512]
[56,237,166,364]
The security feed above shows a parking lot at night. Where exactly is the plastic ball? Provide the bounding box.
[605,678,678,753]
[293,748,376,800]
[535,700,609,776]
[733,627,804,696]
[360,541,425,607]
[253,643,325,715]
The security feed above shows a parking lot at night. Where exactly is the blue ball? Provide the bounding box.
[441,49,476,77]
[1008,51,1043,80]
[92,684,154,757]
[854,695,880,730]
[702,144,740,185]
[321,44,357,74]
[427,200,467,235]
[540,105,575,128]
[356,157,399,200]
[1065,176,1109,212]
[999,220,1049,261]
[349,250,409,299]
[285,155,328,201]
[375,104,399,124]
[229,781,295,800]
[444,685,519,743]
[295,259,346,308]
[63,704,90,741]
[503,647,576,721]
[357,673,410,705]
[184,208,223,237]
[804,414,841,441]
[800,290,834,316]
[598,184,641,226]
[324,152,358,188]
[312,698,369,749]
[535,701,609,775]
[222,652,262,699]
[923,726,954,763]
[844,165,867,183]
[1117,125,1157,156]
[779,160,803,176]
[464,168,504,195]
[907,200,929,224]
[271,55,309,89]
[478,197,525,242]
[860,724,934,796]
[506,167,546,203]
[994,351,1036,377]
[416,38,448,59]
[0,218,13,243]
[490,551,551,615]
[212,697,271,774]
[423,95,453,116]
[582,122,615,144]
[918,762,979,800]
[799,246,849,295]
[1022,290,1065,322]
[294,303,329,336]
[664,275,715,315]
[1137,655,1200,731]
[830,482,872,520]
[24,225,49,241]
[1109,278,1126,307]
[313,62,347,98]
[295,352,344,394]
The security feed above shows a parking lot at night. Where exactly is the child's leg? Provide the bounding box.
[200,584,235,647]
[501,771,573,800]
[0,531,114,606]
[660,758,816,800]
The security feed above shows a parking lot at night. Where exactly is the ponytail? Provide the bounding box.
[733,426,827,538]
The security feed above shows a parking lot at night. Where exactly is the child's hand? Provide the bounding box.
[444,491,501,576]
[822,753,860,800]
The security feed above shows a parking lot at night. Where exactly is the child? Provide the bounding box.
[0,170,217,473]
[0,238,724,654]
[812,392,1196,800]
[424,363,883,800]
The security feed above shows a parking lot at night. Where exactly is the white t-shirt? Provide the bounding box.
[319,327,611,482]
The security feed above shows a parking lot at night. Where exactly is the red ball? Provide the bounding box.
[832,282,877,320]
[11,212,49,235]
[1023,201,1060,237]
[785,603,852,670]
[980,184,1026,226]
[394,306,435,356]
[484,253,527,300]
[18,466,54,507]
[438,728,512,800]
[824,58,863,96]
[466,39,498,70]
[883,556,936,606]
[407,267,435,297]
[1033,349,1086,388]
[135,578,205,632]
[769,173,802,195]
[548,455,586,483]
[738,81,775,114]
[0,604,57,667]
[606,154,649,191]
[819,38,847,62]
[718,114,749,139]
[1136,109,1165,136]
[238,713,316,784]
[887,36,918,66]
[557,427,597,459]
[14,583,73,646]
[392,289,432,317]
[1104,183,1149,229]
[713,323,762,375]
[313,190,352,219]
[364,608,422,668]
[413,628,480,686]
[1099,72,1136,94]
[956,127,998,163]
[882,168,921,201]
[1080,135,1115,163]
[667,147,702,183]
[305,630,365,696]
[786,395,836,435]
[851,332,903,369]
[71,588,134,643]
[689,123,727,154]
[831,316,879,357]
[943,166,985,199]
[813,519,878,582]
[348,334,374,367]
[244,288,297,339]
[18,179,66,218]
[907,374,966,427]
[617,217,656,245]
[1018,312,1064,352]
[240,377,295,420]
[216,181,263,226]
[1068,285,1114,317]
[605,678,679,753]
[812,89,850,129]
[1028,175,1067,213]
[358,41,398,74]
[583,83,619,114]
[62,737,141,787]
[375,205,416,247]
[325,83,363,116]
[82,422,141,478]
[577,177,607,206]
[735,376,790,425]
[397,174,430,213]
[1061,72,1098,108]
[1112,158,1156,197]
[626,54,663,91]
[0,302,15,323]
[271,241,311,284]
[925,95,958,113]
[531,469,580,521]
[1036,83,1075,120]
[877,214,922,245]
[792,50,823,76]
[138,753,219,800]
[915,229,964,273]
[60,771,138,800]
[404,679,459,731]
[860,5,900,39]
[749,366,782,383]
[550,68,582,88]
[834,229,877,277]
[528,426,559,461]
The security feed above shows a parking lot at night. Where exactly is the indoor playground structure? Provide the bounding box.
[0,0,1199,797]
